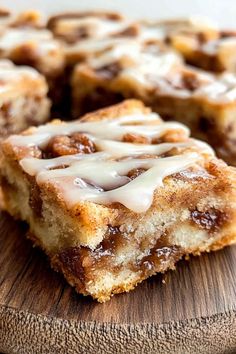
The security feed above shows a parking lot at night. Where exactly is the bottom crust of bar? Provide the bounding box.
[26,230,234,303]
[1,145,236,302]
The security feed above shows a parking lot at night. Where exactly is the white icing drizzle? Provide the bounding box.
[8,114,189,148]
[94,138,214,157]
[0,28,60,54]
[67,36,127,54]
[55,16,132,39]
[64,16,216,59]
[85,40,236,102]
[151,16,218,35]
[11,111,214,213]
[202,36,236,55]
[37,153,199,213]
[194,72,236,101]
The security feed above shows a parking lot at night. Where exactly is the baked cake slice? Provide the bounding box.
[47,11,138,66]
[140,17,236,73]
[71,42,236,165]
[167,21,236,73]
[0,16,65,110]
[140,17,218,44]
[0,23,64,79]
[0,59,50,135]
[46,11,181,116]
[1,99,236,302]
[47,11,179,67]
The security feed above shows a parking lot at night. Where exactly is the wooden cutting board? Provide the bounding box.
[0,211,236,354]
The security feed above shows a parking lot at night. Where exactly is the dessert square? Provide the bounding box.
[0,15,65,110]
[169,27,236,73]
[0,59,50,135]
[47,11,139,66]
[46,11,179,117]
[0,20,64,79]
[71,42,236,165]
[47,11,178,68]
[1,99,236,302]
[142,17,236,73]
[140,17,218,45]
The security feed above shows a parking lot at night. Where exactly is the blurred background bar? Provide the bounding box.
[1,0,236,27]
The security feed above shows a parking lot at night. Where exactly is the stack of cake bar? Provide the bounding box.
[0,9,236,302]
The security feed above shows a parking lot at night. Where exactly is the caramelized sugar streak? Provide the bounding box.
[166,71,200,91]
[59,247,86,283]
[59,228,183,285]
[112,25,139,38]
[95,62,121,80]
[29,179,43,217]
[122,133,150,144]
[127,168,146,180]
[136,234,183,275]
[191,208,227,231]
[42,133,96,158]
[59,225,122,280]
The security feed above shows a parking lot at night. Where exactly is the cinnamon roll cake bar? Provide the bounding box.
[0,59,50,135]
[71,42,236,165]
[47,11,128,43]
[0,20,64,80]
[140,17,236,74]
[46,11,181,116]
[0,14,65,109]
[167,22,236,73]
[47,11,142,66]
[46,11,140,114]
[1,99,236,302]
[47,11,180,66]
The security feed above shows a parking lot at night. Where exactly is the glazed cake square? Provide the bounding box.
[1,100,236,302]
[71,41,236,165]
[0,14,65,110]
[47,11,139,66]
[0,59,50,135]
[46,11,181,116]
[140,17,236,73]
[0,21,64,80]
[46,11,178,67]
[168,23,236,73]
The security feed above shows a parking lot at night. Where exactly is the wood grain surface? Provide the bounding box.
[0,211,236,354]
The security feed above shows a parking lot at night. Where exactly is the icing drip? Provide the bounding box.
[88,42,182,88]
[0,28,59,53]
[85,41,236,102]
[56,16,132,39]
[8,114,189,148]
[37,153,199,213]
[11,111,214,213]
